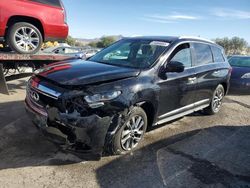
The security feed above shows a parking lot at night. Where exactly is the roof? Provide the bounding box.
[127,35,216,44]
[127,36,179,43]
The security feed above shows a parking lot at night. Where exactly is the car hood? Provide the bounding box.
[231,66,250,79]
[36,60,140,86]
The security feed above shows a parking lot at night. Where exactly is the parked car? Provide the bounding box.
[83,49,100,59]
[228,55,250,94]
[25,36,231,158]
[43,46,84,59]
[0,0,68,54]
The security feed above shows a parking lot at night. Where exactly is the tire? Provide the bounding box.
[7,22,43,54]
[203,84,225,115]
[109,106,148,155]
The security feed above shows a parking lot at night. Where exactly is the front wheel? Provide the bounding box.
[109,106,148,155]
[7,22,43,54]
[204,84,225,115]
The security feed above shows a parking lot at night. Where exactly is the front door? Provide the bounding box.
[157,43,197,122]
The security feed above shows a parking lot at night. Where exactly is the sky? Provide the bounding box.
[62,0,250,42]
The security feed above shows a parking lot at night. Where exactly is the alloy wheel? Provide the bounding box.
[121,115,145,151]
[212,87,224,112]
[14,27,40,52]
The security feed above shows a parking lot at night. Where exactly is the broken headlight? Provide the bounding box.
[84,91,122,108]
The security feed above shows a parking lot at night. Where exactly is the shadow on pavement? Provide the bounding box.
[228,87,250,96]
[0,100,82,170]
[96,125,250,188]
[6,79,28,94]
[5,73,33,82]
[224,97,250,109]
[0,100,250,187]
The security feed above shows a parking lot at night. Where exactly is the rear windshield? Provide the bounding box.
[228,56,250,67]
[31,0,62,7]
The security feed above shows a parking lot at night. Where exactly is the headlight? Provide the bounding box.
[241,73,250,79]
[84,91,122,108]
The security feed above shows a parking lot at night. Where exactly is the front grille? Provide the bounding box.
[26,79,90,116]
[26,80,64,113]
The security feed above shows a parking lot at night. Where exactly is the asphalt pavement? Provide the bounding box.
[0,77,249,188]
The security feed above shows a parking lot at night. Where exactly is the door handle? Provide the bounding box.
[188,77,197,82]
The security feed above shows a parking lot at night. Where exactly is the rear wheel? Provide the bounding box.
[204,84,225,115]
[7,22,43,54]
[109,106,148,155]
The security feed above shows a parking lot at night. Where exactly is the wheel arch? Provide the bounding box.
[220,82,228,94]
[136,101,157,128]
[5,15,44,40]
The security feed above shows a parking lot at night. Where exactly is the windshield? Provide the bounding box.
[89,39,170,68]
[229,56,250,68]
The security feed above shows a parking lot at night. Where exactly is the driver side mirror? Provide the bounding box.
[165,61,185,73]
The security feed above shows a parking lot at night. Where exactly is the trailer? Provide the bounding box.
[0,53,79,95]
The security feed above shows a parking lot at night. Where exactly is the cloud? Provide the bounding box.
[142,12,201,23]
[211,8,250,19]
[140,17,176,24]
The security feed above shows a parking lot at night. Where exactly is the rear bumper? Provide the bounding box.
[25,97,112,160]
[44,23,69,42]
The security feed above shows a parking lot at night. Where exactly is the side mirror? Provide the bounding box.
[165,61,184,73]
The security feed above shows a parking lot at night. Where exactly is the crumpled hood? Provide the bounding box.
[37,60,140,85]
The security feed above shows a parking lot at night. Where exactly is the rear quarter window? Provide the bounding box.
[30,0,62,7]
[211,46,225,62]
[192,43,213,66]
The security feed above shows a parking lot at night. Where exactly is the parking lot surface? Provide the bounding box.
[0,77,250,188]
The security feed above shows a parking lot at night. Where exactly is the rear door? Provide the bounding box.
[191,42,224,104]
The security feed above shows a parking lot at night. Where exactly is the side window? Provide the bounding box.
[54,48,64,54]
[169,43,192,68]
[31,0,62,7]
[211,46,225,62]
[192,43,213,65]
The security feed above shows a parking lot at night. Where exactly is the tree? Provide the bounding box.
[94,36,116,48]
[89,41,97,48]
[75,41,84,47]
[231,37,248,54]
[66,35,76,46]
[214,37,248,55]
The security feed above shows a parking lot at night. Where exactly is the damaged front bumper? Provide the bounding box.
[25,96,112,160]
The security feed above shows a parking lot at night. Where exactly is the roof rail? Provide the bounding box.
[179,36,215,44]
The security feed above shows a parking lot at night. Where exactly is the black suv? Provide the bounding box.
[25,36,231,158]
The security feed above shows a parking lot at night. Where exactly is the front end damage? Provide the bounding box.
[25,79,126,159]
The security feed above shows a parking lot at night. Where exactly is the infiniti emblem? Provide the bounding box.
[30,91,39,102]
